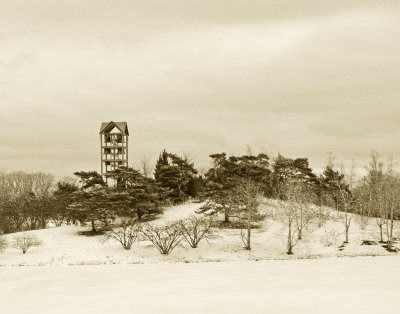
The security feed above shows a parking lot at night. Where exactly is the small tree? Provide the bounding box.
[52,181,79,226]
[12,233,42,254]
[138,156,155,178]
[69,187,115,232]
[204,153,271,223]
[70,171,111,232]
[294,185,316,240]
[278,179,304,254]
[141,222,183,255]
[229,179,263,250]
[353,184,370,230]
[179,215,218,248]
[336,164,353,244]
[382,165,400,252]
[102,219,142,250]
[365,151,385,242]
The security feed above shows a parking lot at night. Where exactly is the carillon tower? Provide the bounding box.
[99,121,129,183]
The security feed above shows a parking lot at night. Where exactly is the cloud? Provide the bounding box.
[0,1,399,176]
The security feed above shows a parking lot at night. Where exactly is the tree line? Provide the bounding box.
[1,149,399,254]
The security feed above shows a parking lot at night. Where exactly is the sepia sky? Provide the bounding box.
[1,0,400,177]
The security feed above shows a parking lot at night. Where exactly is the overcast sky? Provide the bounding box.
[1,0,399,177]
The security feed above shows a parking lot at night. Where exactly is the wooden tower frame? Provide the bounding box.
[99,121,129,184]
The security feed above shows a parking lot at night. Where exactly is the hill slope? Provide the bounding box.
[0,201,397,266]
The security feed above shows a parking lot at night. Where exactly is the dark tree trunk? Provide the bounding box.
[224,210,229,223]
[297,229,302,240]
[91,220,96,232]
[318,192,323,228]
[246,210,251,250]
[287,223,293,254]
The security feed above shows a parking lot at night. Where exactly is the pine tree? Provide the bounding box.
[107,167,168,220]
[52,181,79,226]
[70,171,112,231]
[154,150,198,203]
[271,154,317,199]
[202,153,271,223]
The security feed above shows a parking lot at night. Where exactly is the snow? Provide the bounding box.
[1,201,399,313]
[1,256,400,314]
[0,201,397,266]
[152,202,202,225]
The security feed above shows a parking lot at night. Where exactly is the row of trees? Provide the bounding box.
[353,153,400,251]
[271,152,400,254]
[1,150,399,256]
[0,172,60,233]
[102,215,217,254]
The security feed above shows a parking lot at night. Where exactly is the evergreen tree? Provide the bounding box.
[52,181,79,226]
[70,171,112,231]
[271,154,317,199]
[154,150,198,203]
[321,166,347,210]
[202,153,271,223]
[107,167,168,220]
[73,171,105,189]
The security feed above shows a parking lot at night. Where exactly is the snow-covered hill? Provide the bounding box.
[0,201,397,266]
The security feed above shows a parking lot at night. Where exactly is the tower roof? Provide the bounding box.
[99,121,129,135]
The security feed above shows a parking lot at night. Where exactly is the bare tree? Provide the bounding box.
[245,145,253,156]
[141,221,183,254]
[278,180,303,254]
[32,172,55,229]
[196,167,208,177]
[138,157,154,178]
[179,215,218,248]
[366,151,385,242]
[336,186,353,243]
[294,186,316,240]
[383,162,399,251]
[0,171,56,233]
[353,183,370,230]
[326,152,337,170]
[12,233,42,254]
[334,163,354,243]
[102,218,142,250]
[229,179,263,250]
[316,201,330,228]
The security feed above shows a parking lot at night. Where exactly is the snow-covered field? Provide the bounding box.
[1,256,400,314]
[0,202,397,266]
[1,202,399,313]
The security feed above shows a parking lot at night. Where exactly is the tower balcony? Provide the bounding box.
[102,158,126,162]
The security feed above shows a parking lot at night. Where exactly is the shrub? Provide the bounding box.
[355,214,369,230]
[12,233,42,254]
[102,218,141,250]
[179,215,218,248]
[141,221,183,255]
[320,229,339,247]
